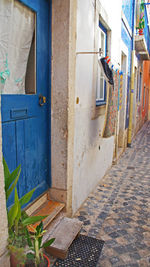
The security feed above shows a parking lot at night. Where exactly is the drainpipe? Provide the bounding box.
[127,0,136,147]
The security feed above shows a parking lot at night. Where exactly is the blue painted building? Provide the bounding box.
[120,0,150,145]
[121,0,133,129]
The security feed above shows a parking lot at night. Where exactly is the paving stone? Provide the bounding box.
[118,264,139,267]
[113,245,128,254]
[115,237,128,246]
[134,242,147,250]
[137,259,150,267]
[117,229,128,236]
[78,215,86,221]
[109,256,120,265]
[124,244,137,253]
[74,121,150,267]
[109,231,121,239]
[79,211,88,216]
[83,219,91,225]
[98,212,108,220]
[136,219,146,225]
[105,239,118,247]
[129,252,141,260]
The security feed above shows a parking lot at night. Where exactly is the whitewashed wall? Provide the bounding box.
[72,0,122,213]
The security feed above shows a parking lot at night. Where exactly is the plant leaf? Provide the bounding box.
[3,157,10,186]
[22,215,48,226]
[38,236,42,249]
[19,188,35,207]
[5,165,21,192]
[6,168,21,201]
[8,202,18,229]
[15,188,21,222]
[42,238,55,248]
[21,210,29,220]
[36,221,43,235]
[26,253,35,260]
[25,229,33,248]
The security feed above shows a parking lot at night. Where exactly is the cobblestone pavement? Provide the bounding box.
[75,121,150,267]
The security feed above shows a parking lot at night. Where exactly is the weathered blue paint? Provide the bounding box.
[131,0,136,50]
[48,2,52,188]
[144,5,150,55]
[121,22,132,74]
[125,75,130,129]
[121,21,132,129]
[1,0,51,207]
[96,21,107,106]
[121,0,136,129]
[122,0,134,29]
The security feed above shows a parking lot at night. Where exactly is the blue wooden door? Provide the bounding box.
[1,0,51,207]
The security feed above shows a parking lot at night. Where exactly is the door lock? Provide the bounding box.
[39,94,46,106]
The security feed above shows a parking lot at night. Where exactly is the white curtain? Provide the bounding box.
[0,0,35,94]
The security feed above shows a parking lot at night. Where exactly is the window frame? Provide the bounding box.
[96,21,107,106]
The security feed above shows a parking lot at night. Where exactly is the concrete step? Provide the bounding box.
[44,217,82,259]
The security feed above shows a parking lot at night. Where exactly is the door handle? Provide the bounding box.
[39,94,46,106]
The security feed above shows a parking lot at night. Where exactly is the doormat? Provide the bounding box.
[52,234,104,267]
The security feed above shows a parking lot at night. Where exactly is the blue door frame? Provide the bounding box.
[1,0,51,207]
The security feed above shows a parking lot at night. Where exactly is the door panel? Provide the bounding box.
[1,0,50,207]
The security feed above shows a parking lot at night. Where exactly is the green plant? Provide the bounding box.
[26,221,55,266]
[137,0,145,29]
[3,158,48,263]
[3,157,21,202]
[3,158,47,233]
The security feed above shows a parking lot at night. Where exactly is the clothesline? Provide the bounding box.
[76,51,129,75]
[76,51,121,67]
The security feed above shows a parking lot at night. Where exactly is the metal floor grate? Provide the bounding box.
[52,234,104,267]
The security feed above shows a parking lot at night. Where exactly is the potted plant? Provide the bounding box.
[138,0,145,35]
[25,221,55,267]
[3,158,48,267]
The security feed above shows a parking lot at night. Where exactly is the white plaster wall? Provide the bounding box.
[72,0,121,213]
[99,0,122,67]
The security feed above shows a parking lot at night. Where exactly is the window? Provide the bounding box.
[0,0,36,94]
[96,22,107,106]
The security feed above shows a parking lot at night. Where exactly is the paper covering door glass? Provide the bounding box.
[0,0,36,94]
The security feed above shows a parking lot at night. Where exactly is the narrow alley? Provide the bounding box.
[75,121,150,267]
[0,1,150,266]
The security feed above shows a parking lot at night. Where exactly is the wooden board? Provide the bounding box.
[27,200,65,232]
[25,192,48,216]
[45,217,82,259]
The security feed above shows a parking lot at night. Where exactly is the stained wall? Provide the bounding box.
[72,0,122,213]
[50,0,77,214]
